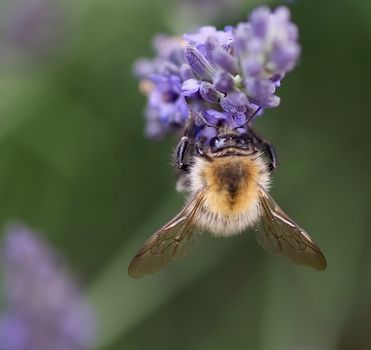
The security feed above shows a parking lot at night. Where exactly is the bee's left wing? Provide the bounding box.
[255,188,327,271]
[128,191,205,278]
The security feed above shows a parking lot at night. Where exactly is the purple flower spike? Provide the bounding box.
[0,223,96,350]
[133,6,300,141]
[235,6,300,106]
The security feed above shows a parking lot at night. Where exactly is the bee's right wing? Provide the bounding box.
[128,191,205,279]
[255,188,327,271]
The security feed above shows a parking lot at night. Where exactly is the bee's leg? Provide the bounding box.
[175,136,191,171]
[249,128,277,171]
[264,141,277,172]
[175,110,199,172]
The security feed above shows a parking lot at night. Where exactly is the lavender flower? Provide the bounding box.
[0,0,64,58]
[0,223,96,350]
[134,6,300,142]
[134,35,190,139]
[234,6,300,107]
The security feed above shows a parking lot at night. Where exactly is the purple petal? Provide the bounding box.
[249,6,271,38]
[270,41,300,71]
[206,37,238,74]
[203,109,228,125]
[181,79,201,97]
[185,45,216,80]
[242,57,263,77]
[246,79,280,107]
[233,113,247,127]
[234,23,252,54]
[184,26,233,54]
[0,313,29,350]
[153,34,185,64]
[196,126,218,143]
[199,82,221,103]
[220,90,249,114]
[213,71,234,94]
[180,64,194,81]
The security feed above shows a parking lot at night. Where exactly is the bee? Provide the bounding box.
[128,112,327,278]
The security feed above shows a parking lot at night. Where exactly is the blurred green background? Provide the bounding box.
[0,0,370,349]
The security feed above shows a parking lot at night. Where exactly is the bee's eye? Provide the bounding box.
[236,135,249,147]
[209,137,220,149]
[210,137,229,149]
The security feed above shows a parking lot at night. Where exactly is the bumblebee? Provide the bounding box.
[129,112,327,278]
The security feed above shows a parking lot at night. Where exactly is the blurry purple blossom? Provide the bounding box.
[184,26,234,55]
[234,6,300,107]
[0,223,96,350]
[133,35,189,139]
[0,0,64,59]
[134,6,300,142]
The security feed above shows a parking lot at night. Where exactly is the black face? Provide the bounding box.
[209,133,257,153]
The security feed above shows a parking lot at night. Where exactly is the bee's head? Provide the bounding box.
[191,111,261,155]
[208,132,258,154]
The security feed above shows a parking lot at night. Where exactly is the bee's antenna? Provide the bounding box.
[191,110,218,129]
[234,107,262,130]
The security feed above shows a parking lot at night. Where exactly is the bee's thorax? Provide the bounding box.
[214,159,246,196]
[189,153,270,236]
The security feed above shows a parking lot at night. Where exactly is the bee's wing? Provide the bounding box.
[255,188,327,271]
[128,191,205,278]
